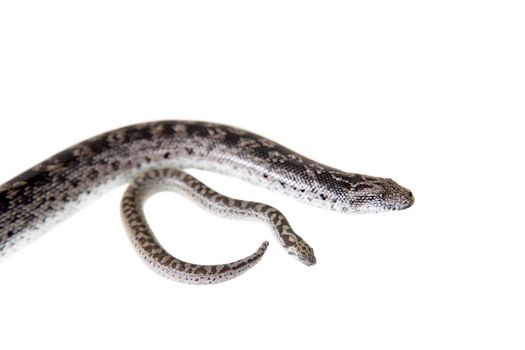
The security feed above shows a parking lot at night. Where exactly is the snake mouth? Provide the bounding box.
[301,254,317,266]
[288,247,317,266]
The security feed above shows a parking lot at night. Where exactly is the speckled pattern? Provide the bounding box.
[0,120,414,283]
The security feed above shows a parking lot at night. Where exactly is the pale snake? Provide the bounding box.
[0,121,414,284]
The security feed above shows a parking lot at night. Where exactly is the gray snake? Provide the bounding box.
[0,120,414,284]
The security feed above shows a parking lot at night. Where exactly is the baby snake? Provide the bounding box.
[0,120,414,284]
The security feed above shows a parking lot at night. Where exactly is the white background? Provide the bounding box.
[0,1,524,349]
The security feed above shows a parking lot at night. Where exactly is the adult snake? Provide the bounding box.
[0,121,414,284]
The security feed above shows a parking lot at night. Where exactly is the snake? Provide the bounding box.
[0,120,414,284]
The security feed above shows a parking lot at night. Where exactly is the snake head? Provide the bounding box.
[309,171,415,214]
[341,176,414,213]
[377,178,414,211]
[287,239,316,266]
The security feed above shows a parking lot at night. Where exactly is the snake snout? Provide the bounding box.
[288,242,317,266]
[300,251,317,266]
[383,179,414,211]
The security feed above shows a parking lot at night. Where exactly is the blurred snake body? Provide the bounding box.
[0,121,414,284]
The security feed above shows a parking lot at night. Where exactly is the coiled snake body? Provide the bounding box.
[0,121,414,284]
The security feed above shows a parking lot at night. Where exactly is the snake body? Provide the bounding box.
[0,120,414,284]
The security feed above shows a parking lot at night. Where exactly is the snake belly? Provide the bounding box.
[0,120,414,284]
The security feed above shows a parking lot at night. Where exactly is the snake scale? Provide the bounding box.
[0,120,414,284]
